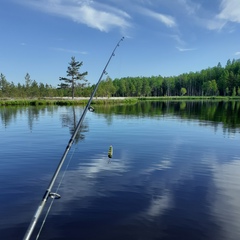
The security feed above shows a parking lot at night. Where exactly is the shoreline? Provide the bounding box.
[0,96,239,106]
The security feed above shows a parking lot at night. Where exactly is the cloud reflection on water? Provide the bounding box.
[2,103,240,240]
[144,190,172,219]
[35,117,240,240]
[212,158,240,240]
[53,150,131,205]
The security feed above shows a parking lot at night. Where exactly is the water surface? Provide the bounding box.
[0,101,240,240]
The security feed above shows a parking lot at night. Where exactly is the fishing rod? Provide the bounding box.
[23,36,124,240]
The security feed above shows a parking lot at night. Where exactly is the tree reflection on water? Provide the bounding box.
[60,106,88,143]
[1,101,240,134]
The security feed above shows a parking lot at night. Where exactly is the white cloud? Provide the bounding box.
[177,0,200,15]
[205,0,240,31]
[205,18,226,31]
[176,46,196,52]
[138,7,177,28]
[176,1,226,31]
[174,0,239,31]
[235,52,240,55]
[22,0,131,32]
[217,0,240,23]
[170,34,185,46]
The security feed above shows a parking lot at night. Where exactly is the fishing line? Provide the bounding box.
[23,37,124,240]
[36,145,78,240]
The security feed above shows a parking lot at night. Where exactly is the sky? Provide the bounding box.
[1,0,240,87]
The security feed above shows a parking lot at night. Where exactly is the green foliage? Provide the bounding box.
[96,77,115,97]
[0,73,11,97]
[111,58,240,97]
[202,80,218,96]
[180,87,187,96]
[232,87,236,96]
[1,58,240,99]
[238,87,240,96]
[59,56,88,99]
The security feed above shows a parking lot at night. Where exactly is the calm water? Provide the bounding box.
[0,101,240,240]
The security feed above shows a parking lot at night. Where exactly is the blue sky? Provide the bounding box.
[1,0,240,87]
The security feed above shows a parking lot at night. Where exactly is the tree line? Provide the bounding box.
[111,59,240,97]
[1,58,240,99]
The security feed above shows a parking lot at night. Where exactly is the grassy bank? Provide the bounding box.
[1,96,239,106]
[0,97,138,106]
[138,96,240,101]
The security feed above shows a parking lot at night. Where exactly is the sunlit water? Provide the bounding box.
[0,102,240,240]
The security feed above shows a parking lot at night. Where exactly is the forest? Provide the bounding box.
[1,58,240,98]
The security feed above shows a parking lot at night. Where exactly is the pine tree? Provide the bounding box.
[59,57,88,99]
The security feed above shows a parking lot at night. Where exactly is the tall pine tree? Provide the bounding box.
[59,57,88,99]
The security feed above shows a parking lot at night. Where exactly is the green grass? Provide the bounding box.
[91,98,138,105]
[0,98,138,106]
[138,96,240,101]
[1,96,239,106]
[0,99,89,106]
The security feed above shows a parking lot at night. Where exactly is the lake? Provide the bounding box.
[0,101,240,240]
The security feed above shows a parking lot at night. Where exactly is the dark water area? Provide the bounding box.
[0,101,240,240]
